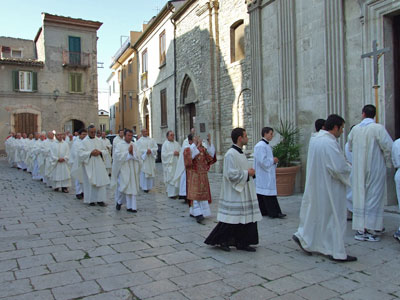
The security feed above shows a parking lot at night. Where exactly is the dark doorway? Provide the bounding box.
[14,113,38,135]
[394,15,400,138]
[186,103,196,131]
[73,119,84,132]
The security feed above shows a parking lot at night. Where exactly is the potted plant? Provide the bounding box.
[272,120,301,196]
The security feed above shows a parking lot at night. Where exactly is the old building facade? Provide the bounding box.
[248,0,400,202]
[173,0,252,170]
[0,13,102,151]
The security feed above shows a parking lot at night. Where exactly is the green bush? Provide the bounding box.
[272,120,301,167]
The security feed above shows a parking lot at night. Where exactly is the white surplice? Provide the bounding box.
[79,136,110,204]
[217,145,262,224]
[344,142,353,212]
[294,130,351,260]
[348,118,393,231]
[44,139,55,186]
[253,138,277,196]
[161,140,181,197]
[112,136,124,155]
[136,136,158,191]
[49,140,71,188]
[100,137,112,174]
[173,138,190,196]
[111,141,140,209]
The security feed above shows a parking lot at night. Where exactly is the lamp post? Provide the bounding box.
[53,89,60,101]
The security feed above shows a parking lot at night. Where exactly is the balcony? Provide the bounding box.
[62,51,90,69]
[141,72,148,90]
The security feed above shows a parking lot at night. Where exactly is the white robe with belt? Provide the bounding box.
[295,130,351,259]
[49,140,71,188]
[392,139,400,210]
[348,118,393,231]
[79,136,110,204]
[161,140,181,196]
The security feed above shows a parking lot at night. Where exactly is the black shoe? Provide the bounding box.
[89,203,95,206]
[277,213,287,219]
[116,203,121,211]
[236,245,256,252]
[143,190,149,193]
[54,188,59,192]
[97,202,106,207]
[190,214,195,218]
[292,235,312,256]
[196,215,205,224]
[127,209,137,213]
[328,255,357,262]
[76,194,83,200]
[218,244,231,252]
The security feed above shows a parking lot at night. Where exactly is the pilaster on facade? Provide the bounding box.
[277,0,297,125]
[324,0,346,122]
[247,0,263,148]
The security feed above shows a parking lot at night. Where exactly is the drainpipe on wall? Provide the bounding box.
[170,8,178,141]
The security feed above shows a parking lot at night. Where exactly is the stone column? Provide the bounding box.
[324,0,345,118]
[277,0,297,124]
[247,0,263,147]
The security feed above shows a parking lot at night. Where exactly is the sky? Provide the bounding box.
[0,0,166,109]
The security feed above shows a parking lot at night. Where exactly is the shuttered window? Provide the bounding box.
[12,70,37,92]
[69,73,83,93]
[160,89,167,127]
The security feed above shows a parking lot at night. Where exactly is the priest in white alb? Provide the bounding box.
[100,131,112,175]
[43,131,55,187]
[161,130,181,198]
[173,133,193,201]
[79,125,110,206]
[348,105,393,242]
[49,132,71,193]
[70,128,87,199]
[293,114,356,262]
[135,128,158,192]
[112,129,125,155]
[111,129,140,213]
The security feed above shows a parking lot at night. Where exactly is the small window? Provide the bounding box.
[12,70,37,92]
[230,20,245,63]
[142,49,148,73]
[128,60,132,74]
[69,73,83,93]
[130,95,133,109]
[160,89,167,126]
[1,46,11,58]
[11,50,22,58]
[159,31,166,66]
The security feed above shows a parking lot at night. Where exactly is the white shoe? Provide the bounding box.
[354,230,380,242]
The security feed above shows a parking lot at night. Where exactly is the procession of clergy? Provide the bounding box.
[4,104,400,258]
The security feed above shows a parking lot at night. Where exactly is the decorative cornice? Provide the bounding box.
[42,13,102,30]
[196,2,210,16]
[247,0,262,13]
[0,59,44,67]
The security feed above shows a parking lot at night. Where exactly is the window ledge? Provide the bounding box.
[160,125,168,128]
[16,90,36,93]
[159,62,166,69]
[67,91,85,95]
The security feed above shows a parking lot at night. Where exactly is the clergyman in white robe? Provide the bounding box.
[135,130,158,192]
[100,134,112,175]
[79,128,110,206]
[294,116,354,261]
[70,131,87,199]
[49,135,71,190]
[161,131,181,198]
[173,136,191,199]
[348,113,393,234]
[111,133,140,212]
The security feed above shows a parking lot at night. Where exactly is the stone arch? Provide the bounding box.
[179,75,198,140]
[61,115,85,133]
[10,107,42,134]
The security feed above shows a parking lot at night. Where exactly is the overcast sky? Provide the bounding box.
[1,0,165,109]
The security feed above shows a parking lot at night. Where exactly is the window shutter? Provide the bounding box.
[32,72,38,91]
[69,73,74,92]
[12,70,19,91]
[77,73,82,92]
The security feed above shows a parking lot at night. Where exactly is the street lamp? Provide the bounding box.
[53,89,60,101]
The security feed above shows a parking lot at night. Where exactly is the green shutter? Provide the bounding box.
[77,73,82,92]
[12,70,19,91]
[69,73,74,92]
[32,72,38,91]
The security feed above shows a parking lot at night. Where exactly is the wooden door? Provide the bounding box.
[14,113,37,135]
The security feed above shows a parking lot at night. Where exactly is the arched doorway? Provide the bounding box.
[181,76,197,136]
[13,113,38,134]
[64,119,85,133]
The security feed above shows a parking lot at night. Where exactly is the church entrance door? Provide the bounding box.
[14,113,38,135]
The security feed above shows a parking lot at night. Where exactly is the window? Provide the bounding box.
[113,81,115,93]
[159,30,166,66]
[160,89,167,126]
[230,20,245,63]
[128,60,132,74]
[100,124,106,132]
[129,95,133,110]
[12,70,37,92]
[12,49,22,58]
[142,49,148,73]
[68,36,81,65]
[69,73,83,93]
[123,95,126,111]
[122,68,126,80]
[1,46,11,58]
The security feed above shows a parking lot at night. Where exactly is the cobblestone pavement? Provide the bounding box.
[1,158,400,300]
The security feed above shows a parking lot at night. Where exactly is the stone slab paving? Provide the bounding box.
[0,158,400,299]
